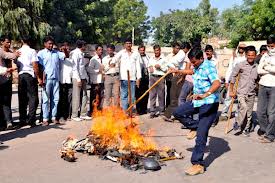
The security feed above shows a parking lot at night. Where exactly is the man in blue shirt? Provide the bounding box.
[38,36,65,126]
[172,48,221,176]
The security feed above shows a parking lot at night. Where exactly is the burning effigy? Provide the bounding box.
[60,107,184,171]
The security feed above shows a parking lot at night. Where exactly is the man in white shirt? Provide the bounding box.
[257,36,275,143]
[165,42,185,106]
[113,39,141,111]
[220,44,246,121]
[87,44,104,115]
[16,36,42,127]
[102,44,120,107]
[163,42,186,119]
[136,45,150,115]
[70,40,90,121]
[148,45,168,118]
[57,43,73,121]
[178,42,193,106]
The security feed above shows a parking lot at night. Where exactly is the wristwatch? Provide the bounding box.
[206,91,212,96]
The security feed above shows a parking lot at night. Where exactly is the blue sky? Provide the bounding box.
[143,0,243,17]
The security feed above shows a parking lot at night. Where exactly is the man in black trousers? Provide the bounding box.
[0,35,20,130]
[16,36,42,127]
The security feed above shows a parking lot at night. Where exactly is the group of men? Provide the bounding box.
[1,34,275,176]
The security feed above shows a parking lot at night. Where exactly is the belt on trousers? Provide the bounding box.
[151,74,163,77]
[106,73,119,77]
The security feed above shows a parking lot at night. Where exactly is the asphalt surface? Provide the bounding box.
[0,90,275,183]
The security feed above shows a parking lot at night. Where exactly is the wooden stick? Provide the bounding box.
[225,74,240,134]
[127,70,132,119]
[126,72,171,113]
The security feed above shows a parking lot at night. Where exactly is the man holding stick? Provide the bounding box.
[172,48,221,176]
[148,45,168,118]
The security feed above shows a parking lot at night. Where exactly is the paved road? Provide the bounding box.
[0,90,275,183]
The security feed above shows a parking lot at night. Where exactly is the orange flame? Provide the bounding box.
[90,107,157,153]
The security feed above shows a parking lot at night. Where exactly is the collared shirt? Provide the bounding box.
[70,48,89,82]
[148,54,167,76]
[206,56,218,68]
[60,58,73,84]
[113,49,142,81]
[17,45,38,78]
[102,54,119,75]
[206,56,220,77]
[231,61,258,95]
[87,54,103,84]
[192,60,220,107]
[225,54,246,83]
[258,53,275,87]
[38,48,65,81]
[167,50,186,69]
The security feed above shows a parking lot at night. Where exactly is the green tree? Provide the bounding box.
[112,0,149,44]
[0,0,51,40]
[43,0,96,43]
[248,0,275,39]
[152,0,218,46]
[42,0,149,44]
[220,0,275,48]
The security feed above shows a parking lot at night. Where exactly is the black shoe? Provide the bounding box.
[18,121,28,128]
[150,114,157,119]
[257,129,265,136]
[29,122,37,128]
[234,131,242,136]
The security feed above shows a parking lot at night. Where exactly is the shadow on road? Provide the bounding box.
[0,145,9,150]
[187,136,231,168]
[0,124,68,143]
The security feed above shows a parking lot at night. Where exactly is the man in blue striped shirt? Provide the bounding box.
[172,48,221,176]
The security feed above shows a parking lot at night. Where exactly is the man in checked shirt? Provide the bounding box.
[171,48,221,176]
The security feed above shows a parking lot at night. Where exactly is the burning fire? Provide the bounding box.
[60,106,184,170]
[90,107,157,154]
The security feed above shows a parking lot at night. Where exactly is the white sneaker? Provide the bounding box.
[72,117,83,122]
[80,116,92,120]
